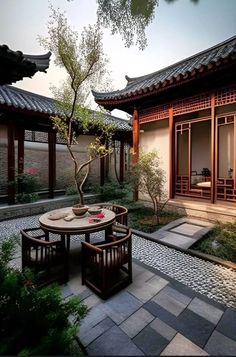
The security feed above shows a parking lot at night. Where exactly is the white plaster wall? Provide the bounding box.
[139,118,170,196]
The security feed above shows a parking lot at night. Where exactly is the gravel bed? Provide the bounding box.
[1,214,236,309]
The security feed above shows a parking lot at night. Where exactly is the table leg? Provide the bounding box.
[105,225,113,241]
[85,233,90,243]
[66,234,70,252]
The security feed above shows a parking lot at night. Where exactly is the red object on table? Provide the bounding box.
[95,213,105,218]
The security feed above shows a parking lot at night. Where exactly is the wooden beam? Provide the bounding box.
[132,108,139,201]
[7,121,15,204]
[169,106,174,199]
[119,140,124,182]
[48,130,56,199]
[211,93,215,204]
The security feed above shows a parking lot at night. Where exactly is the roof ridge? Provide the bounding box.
[125,35,236,84]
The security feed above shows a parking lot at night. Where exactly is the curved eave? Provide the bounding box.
[94,56,236,111]
[0,44,51,85]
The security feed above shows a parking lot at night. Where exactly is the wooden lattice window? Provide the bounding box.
[215,87,236,106]
[173,94,211,116]
[139,104,169,124]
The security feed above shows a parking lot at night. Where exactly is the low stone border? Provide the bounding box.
[0,193,101,221]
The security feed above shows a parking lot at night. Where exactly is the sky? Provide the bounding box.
[1,0,236,119]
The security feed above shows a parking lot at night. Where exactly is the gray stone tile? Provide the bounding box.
[120,307,154,338]
[157,285,192,305]
[160,232,196,249]
[60,284,73,299]
[132,262,148,278]
[133,325,169,355]
[79,317,115,347]
[80,304,107,331]
[205,330,236,356]
[82,294,101,309]
[77,288,93,301]
[170,223,204,236]
[161,333,209,356]
[87,325,145,356]
[188,297,224,325]
[150,317,177,341]
[171,309,215,348]
[127,274,169,303]
[131,269,155,284]
[152,286,191,316]
[100,291,143,324]
[216,308,236,342]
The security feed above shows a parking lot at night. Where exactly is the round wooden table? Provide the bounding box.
[39,206,116,251]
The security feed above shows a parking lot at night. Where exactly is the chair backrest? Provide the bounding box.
[94,203,128,225]
[82,225,131,270]
[81,224,132,298]
[21,227,68,286]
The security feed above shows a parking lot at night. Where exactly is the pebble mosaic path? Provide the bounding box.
[0,214,236,309]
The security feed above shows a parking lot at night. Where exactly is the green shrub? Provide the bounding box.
[94,179,131,201]
[193,221,236,262]
[15,172,39,193]
[65,185,78,196]
[0,238,88,356]
[16,192,39,204]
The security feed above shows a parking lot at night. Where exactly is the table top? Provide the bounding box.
[39,206,116,234]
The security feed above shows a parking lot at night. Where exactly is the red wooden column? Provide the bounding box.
[17,127,24,174]
[48,130,56,199]
[7,121,15,204]
[211,94,216,204]
[169,107,174,199]
[119,139,124,182]
[132,108,139,201]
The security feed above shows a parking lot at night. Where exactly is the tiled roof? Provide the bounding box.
[93,35,236,103]
[0,85,131,132]
[0,44,51,85]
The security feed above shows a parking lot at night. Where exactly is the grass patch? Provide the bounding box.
[192,221,236,263]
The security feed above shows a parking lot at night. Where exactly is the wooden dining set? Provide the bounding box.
[20,203,132,299]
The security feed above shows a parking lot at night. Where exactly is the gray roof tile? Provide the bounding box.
[0,85,131,132]
[93,35,236,102]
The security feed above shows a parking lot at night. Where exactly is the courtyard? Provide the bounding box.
[2,211,236,356]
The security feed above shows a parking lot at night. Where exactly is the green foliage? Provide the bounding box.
[14,172,39,193]
[0,238,88,356]
[133,151,168,223]
[65,185,78,196]
[97,0,158,50]
[10,171,39,204]
[94,179,131,201]
[16,193,39,204]
[193,222,236,263]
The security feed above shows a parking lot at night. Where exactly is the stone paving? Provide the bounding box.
[1,214,236,309]
[1,214,236,355]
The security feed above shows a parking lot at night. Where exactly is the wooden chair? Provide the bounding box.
[21,227,69,287]
[81,224,132,299]
[94,203,128,225]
